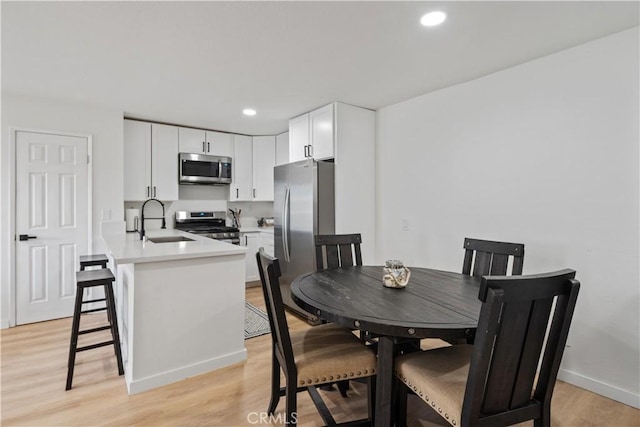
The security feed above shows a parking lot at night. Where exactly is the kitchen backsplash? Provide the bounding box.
[227,201,274,229]
[124,195,273,230]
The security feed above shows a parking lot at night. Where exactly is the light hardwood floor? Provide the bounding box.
[2,286,638,426]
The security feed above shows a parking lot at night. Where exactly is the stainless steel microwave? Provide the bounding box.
[179,153,232,185]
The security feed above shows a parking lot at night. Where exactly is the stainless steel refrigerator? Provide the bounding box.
[274,159,334,324]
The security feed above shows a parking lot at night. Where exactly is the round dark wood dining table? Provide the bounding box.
[291,265,483,427]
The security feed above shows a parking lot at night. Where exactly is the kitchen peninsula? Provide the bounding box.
[101,229,247,395]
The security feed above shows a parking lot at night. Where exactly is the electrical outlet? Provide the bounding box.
[401,218,409,231]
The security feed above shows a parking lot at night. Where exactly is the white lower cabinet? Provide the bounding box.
[260,232,274,256]
[241,232,261,282]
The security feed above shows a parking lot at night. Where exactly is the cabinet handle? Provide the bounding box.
[308,144,313,158]
[253,188,256,198]
[236,188,239,198]
[147,186,150,198]
[202,141,206,153]
[207,142,210,153]
[304,145,308,157]
[153,186,157,198]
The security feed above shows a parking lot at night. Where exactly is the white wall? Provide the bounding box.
[376,27,639,407]
[1,94,124,327]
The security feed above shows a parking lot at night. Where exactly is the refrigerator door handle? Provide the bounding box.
[283,186,291,262]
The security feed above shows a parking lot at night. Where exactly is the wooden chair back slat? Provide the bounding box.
[463,238,525,278]
[315,234,363,271]
[511,298,554,407]
[256,249,296,373]
[462,269,580,426]
[482,300,532,413]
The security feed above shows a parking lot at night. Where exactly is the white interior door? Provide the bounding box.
[15,131,89,325]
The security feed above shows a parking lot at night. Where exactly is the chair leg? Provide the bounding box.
[285,374,298,427]
[337,380,349,397]
[395,379,408,427]
[104,282,124,376]
[66,286,84,390]
[267,348,281,415]
[534,402,551,427]
[367,375,376,423]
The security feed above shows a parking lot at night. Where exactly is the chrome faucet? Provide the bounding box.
[140,198,166,240]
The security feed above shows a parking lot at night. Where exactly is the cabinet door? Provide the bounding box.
[151,124,179,201]
[260,232,275,256]
[252,136,275,201]
[276,131,289,166]
[230,135,253,201]
[288,113,309,162]
[178,127,207,154]
[206,131,233,157]
[310,103,335,160]
[124,120,151,200]
[242,233,261,282]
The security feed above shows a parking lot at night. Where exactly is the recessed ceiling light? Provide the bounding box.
[243,108,256,116]
[421,11,446,27]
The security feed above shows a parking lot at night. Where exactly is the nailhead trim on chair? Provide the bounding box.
[299,368,375,387]
[396,371,458,427]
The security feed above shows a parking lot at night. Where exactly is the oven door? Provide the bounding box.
[179,153,220,184]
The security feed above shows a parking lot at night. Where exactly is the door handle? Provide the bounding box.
[19,234,37,241]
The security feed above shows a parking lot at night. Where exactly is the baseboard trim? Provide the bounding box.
[558,368,640,409]
[126,348,247,395]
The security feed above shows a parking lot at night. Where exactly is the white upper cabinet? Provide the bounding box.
[288,113,310,162]
[309,104,335,160]
[179,127,233,156]
[178,127,207,154]
[252,136,276,201]
[124,120,151,201]
[206,131,233,157]
[288,103,336,162]
[230,135,253,201]
[124,120,179,201]
[151,124,179,200]
[275,131,289,166]
[230,135,275,202]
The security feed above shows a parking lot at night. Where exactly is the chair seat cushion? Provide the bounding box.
[291,324,377,387]
[395,344,473,427]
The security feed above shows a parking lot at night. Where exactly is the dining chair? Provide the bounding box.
[462,237,525,277]
[256,248,377,426]
[395,269,580,427]
[315,233,363,270]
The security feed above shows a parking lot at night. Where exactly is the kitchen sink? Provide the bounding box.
[147,236,195,243]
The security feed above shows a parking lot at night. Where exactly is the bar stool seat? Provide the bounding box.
[66,268,123,390]
[79,254,109,271]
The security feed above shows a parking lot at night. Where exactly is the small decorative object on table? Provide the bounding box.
[382,260,411,288]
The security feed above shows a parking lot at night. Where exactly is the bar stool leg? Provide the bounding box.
[66,285,85,390]
[104,281,124,376]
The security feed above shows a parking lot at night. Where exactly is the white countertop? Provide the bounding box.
[240,227,274,234]
[102,229,246,264]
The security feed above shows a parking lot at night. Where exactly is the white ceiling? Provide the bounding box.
[2,1,638,135]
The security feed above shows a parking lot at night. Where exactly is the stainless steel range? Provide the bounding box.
[175,211,240,245]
